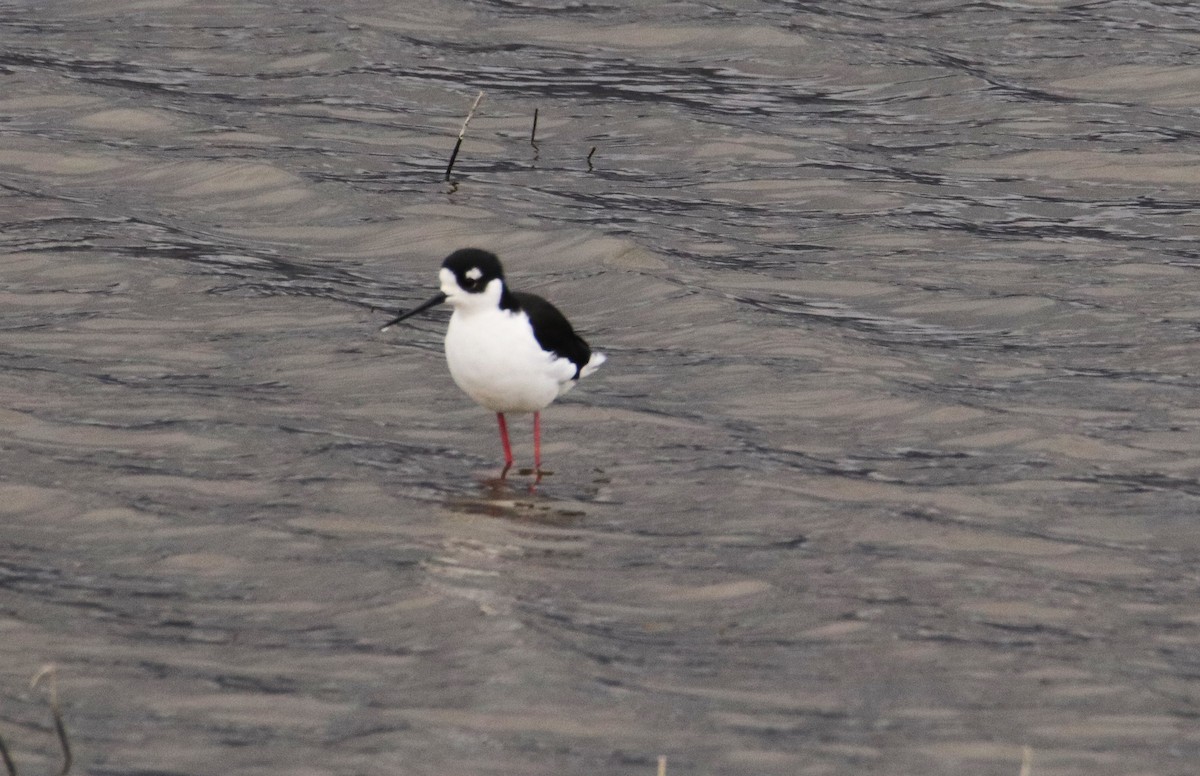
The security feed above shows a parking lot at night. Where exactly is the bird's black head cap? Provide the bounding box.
[442,248,517,309]
[443,248,504,291]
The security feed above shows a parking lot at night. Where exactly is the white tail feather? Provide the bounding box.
[580,352,606,379]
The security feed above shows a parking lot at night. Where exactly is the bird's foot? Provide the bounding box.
[515,467,550,493]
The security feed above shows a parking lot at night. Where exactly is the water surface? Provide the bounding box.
[2,1,1200,774]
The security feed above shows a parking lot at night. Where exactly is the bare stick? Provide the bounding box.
[444,91,485,181]
[656,755,666,776]
[530,107,539,147]
[586,146,597,171]
[31,666,71,776]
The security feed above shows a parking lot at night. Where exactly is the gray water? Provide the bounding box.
[2,1,1199,774]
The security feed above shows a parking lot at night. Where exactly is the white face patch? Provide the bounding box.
[441,266,501,311]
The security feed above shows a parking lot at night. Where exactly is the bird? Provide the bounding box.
[380,248,605,480]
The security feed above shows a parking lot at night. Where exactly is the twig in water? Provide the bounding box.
[31,666,71,776]
[586,145,597,171]
[530,107,539,147]
[444,90,485,182]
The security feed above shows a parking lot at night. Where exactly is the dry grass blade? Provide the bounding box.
[1018,745,1033,776]
[30,666,71,776]
[0,732,17,776]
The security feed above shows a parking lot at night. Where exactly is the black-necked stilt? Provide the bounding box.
[381,248,606,479]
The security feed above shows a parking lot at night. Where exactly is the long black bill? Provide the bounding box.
[379,292,447,332]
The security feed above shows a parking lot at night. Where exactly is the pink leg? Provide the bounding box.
[496,412,514,478]
[533,411,542,481]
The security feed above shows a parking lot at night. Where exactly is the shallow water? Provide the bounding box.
[2,1,1199,774]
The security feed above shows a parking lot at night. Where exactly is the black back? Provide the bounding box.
[514,291,593,379]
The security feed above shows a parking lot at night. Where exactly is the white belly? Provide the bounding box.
[444,308,578,413]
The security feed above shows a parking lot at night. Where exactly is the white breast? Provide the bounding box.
[444,307,579,413]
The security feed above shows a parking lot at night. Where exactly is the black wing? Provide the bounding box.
[513,291,593,379]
